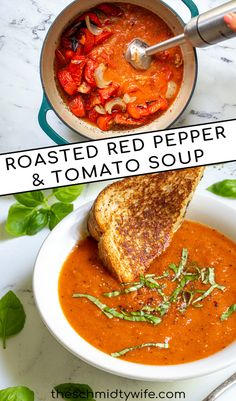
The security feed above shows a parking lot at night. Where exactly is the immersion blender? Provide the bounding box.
[126,0,236,69]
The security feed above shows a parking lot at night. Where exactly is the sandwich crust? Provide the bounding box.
[88,168,204,282]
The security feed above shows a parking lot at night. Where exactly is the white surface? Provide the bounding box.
[0,0,236,151]
[0,164,236,400]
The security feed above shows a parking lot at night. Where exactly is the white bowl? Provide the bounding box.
[33,193,236,381]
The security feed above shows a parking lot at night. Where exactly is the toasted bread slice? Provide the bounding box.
[88,168,204,282]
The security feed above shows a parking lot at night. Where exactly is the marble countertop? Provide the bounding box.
[0,0,236,152]
[0,0,236,399]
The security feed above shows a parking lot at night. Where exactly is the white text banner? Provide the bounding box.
[0,119,235,195]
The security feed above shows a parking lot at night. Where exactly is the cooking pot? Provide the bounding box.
[39,0,198,144]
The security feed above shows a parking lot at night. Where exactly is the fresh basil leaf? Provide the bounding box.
[172,248,188,281]
[49,203,73,230]
[221,304,236,321]
[111,342,169,358]
[0,386,34,401]
[72,293,162,324]
[0,291,26,349]
[53,185,84,203]
[54,383,95,401]
[207,180,236,199]
[6,204,34,236]
[26,209,49,236]
[14,191,45,207]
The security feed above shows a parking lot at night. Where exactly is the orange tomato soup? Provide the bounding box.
[94,3,183,104]
[59,221,236,365]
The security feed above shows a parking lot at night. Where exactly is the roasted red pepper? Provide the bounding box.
[69,56,86,85]
[61,36,73,49]
[72,46,85,60]
[57,69,77,95]
[63,11,102,40]
[87,108,100,123]
[95,31,113,46]
[114,113,147,126]
[65,50,76,60]
[86,92,102,110]
[68,95,86,117]
[79,28,95,54]
[99,82,120,103]
[127,97,168,119]
[79,12,102,27]
[97,115,114,131]
[126,104,142,119]
[84,58,98,86]
[147,97,168,113]
[55,49,67,66]
[63,21,83,38]
[96,3,124,17]
[61,35,79,52]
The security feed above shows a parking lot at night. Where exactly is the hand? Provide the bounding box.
[224,13,236,32]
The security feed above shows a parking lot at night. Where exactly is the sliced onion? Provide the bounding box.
[78,81,92,94]
[105,97,126,114]
[123,93,137,104]
[166,81,177,99]
[95,105,106,115]
[94,63,112,88]
[85,16,103,36]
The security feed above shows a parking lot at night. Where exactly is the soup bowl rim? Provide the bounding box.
[33,192,236,381]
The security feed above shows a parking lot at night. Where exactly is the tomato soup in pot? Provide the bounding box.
[55,3,183,131]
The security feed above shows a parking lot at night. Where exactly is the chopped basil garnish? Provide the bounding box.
[200,268,208,284]
[111,341,169,358]
[141,301,170,317]
[103,273,167,298]
[104,273,166,299]
[73,294,161,325]
[172,248,188,281]
[208,268,216,285]
[72,294,114,318]
[193,303,203,308]
[170,274,196,303]
[221,304,236,321]
[201,267,219,286]
[72,248,226,342]
[103,282,143,298]
[169,263,178,274]
[192,283,225,304]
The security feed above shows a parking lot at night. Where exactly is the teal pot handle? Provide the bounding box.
[181,0,199,18]
[38,95,69,145]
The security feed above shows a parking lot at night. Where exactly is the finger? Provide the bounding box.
[224,13,236,31]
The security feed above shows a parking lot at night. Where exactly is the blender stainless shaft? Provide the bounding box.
[185,0,236,47]
[126,1,236,69]
[146,0,236,56]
